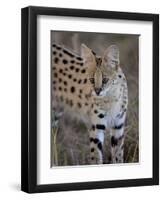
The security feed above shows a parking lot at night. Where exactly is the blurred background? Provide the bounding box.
[51,31,139,166]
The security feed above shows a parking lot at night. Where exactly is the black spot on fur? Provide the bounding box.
[68,74,72,79]
[92,125,95,131]
[76,62,83,66]
[71,86,75,93]
[73,78,77,82]
[56,46,61,50]
[113,123,124,129]
[81,69,86,73]
[54,73,58,78]
[78,79,82,84]
[58,87,62,91]
[65,68,68,71]
[111,136,118,147]
[70,65,74,70]
[94,138,99,144]
[77,102,82,108]
[96,124,105,130]
[91,148,95,152]
[76,68,79,72]
[71,60,75,64]
[59,53,62,57]
[118,74,122,78]
[76,56,82,61]
[63,59,68,64]
[94,110,98,114]
[98,142,102,150]
[90,137,94,142]
[78,95,82,99]
[54,57,59,64]
[63,72,66,76]
[85,94,90,99]
[63,49,74,57]
[53,51,57,55]
[91,157,94,160]
[85,102,88,106]
[98,113,105,118]
[64,88,67,92]
[53,81,56,84]
[59,69,63,73]
[63,81,67,86]
[83,78,87,84]
[58,78,62,83]
[79,89,82,93]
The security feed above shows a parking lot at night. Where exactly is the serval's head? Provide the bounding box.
[81,44,120,97]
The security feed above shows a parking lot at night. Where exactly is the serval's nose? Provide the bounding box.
[95,88,102,95]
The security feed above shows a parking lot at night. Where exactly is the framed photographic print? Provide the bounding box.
[21,6,159,193]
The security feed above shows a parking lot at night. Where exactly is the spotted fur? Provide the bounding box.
[52,43,128,164]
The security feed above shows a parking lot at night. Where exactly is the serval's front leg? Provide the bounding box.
[89,115,106,165]
[110,124,125,163]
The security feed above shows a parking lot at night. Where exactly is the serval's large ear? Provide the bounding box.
[103,45,120,70]
[81,44,96,66]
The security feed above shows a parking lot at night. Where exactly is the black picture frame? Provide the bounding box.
[21,6,159,193]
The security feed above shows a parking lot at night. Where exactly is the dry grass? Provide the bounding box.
[51,31,139,166]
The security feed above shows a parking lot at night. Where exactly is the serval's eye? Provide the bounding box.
[102,78,109,84]
[89,78,95,84]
